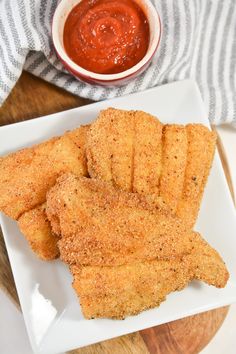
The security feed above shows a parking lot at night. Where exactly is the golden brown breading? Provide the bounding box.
[133,111,162,195]
[86,109,217,227]
[109,109,134,191]
[71,260,189,319]
[184,232,229,288]
[0,138,57,220]
[159,125,188,212]
[71,232,229,319]
[52,125,89,178]
[87,108,163,193]
[0,125,89,260]
[0,126,89,220]
[176,125,217,228]
[86,109,114,183]
[18,203,60,260]
[46,174,193,267]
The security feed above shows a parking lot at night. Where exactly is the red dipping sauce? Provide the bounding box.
[63,0,150,74]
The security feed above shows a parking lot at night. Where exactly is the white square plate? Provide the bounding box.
[1,80,236,354]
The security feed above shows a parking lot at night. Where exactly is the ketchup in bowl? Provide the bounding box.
[63,0,150,75]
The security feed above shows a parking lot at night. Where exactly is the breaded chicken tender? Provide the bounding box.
[0,125,89,259]
[71,233,228,320]
[46,174,192,267]
[86,108,217,227]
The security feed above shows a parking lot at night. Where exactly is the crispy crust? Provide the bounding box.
[18,203,60,260]
[133,111,163,195]
[0,126,89,219]
[87,108,163,193]
[71,232,229,319]
[176,125,217,228]
[46,174,192,266]
[86,109,114,182]
[86,109,217,227]
[159,125,188,212]
[0,125,89,259]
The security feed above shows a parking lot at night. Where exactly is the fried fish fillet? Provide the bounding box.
[86,108,217,227]
[159,125,188,213]
[0,138,57,220]
[71,232,229,319]
[46,174,192,267]
[46,174,228,319]
[87,108,163,193]
[18,203,60,260]
[86,109,114,183]
[133,111,162,195]
[87,108,134,190]
[109,109,134,191]
[0,125,89,259]
[0,126,89,219]
[176,124,217,228]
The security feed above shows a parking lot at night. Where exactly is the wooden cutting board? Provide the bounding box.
[0,71,233,354]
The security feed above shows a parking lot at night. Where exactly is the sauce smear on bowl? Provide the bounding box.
[63,0,150,74]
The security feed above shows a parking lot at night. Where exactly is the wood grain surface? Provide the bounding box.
[0,71,233,354]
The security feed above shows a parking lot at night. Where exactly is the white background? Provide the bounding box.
[0,125,235,354]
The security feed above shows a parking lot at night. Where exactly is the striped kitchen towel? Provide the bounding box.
[0,0,235,125]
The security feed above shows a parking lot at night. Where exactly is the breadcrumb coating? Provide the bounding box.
[159,124,188,213]
[71,231,228,319]
[176,124,217,228]
[0,107,224,320]
[18,203,60,260]
[46,174,192,266]
[86,108,217,227]
[0,125,89,259]
[133,111,163,195]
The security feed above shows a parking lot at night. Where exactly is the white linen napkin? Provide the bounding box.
[0,0,235,125]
